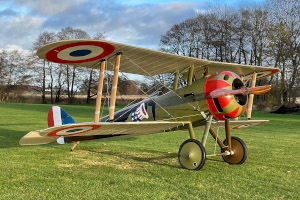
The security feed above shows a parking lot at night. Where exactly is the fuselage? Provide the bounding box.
[100,76,209,127]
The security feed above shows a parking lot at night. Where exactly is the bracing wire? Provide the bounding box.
[105,58,174,122]
[214,126,220,155]
[118,71,174,120]
[123,54,201,112]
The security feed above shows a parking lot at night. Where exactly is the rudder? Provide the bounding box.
[48,106,76,144]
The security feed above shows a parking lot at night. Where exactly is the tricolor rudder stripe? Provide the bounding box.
[48,106,76,144]
[48,106,76,127]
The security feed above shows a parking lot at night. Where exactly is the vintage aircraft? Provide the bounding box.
[20,39,279,170]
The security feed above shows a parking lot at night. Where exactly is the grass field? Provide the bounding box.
[0,103,299,199]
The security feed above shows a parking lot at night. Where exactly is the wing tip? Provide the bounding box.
[19,131,57,146]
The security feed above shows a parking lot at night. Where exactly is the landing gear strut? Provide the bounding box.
[178,118,248,170]
[222,136,248,164]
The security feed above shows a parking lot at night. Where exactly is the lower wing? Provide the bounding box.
[19,120,268,145]
[212,120,268,130]
[19,121,190,145]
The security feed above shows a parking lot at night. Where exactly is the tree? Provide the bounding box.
[159,1,299,107]
[266,0,300,105]
[33,31,56,103]
[57,26,91,103]
[84,32,107,103]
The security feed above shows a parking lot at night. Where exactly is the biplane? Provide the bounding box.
[20,39,280,170]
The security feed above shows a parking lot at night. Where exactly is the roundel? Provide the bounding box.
[244,69,279,81]
[45,41,115,64]
[47,124,101,137]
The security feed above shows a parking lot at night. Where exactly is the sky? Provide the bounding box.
[0,0,265,52]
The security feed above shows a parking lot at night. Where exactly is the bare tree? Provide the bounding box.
[33,31,56,103]
[57,26,91,103]
[0,50,29,101]
[266,0,300,105]
[84,32,107,103]
[159,1,299,107]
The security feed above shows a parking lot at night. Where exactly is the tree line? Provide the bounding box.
[0,0,299,107]
[160,0,299,106]
[0,27,143,104]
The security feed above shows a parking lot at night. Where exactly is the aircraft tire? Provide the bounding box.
[178,139,206,171]
[221,136,248,165]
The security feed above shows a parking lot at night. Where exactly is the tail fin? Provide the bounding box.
[48,106,75,144]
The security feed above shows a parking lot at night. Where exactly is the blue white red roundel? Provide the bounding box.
[45,41,115,64]
[47,124,102,137]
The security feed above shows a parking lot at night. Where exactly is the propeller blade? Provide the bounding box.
[210,85,272,98]
[210,88,243,98]
[247,85,271,95]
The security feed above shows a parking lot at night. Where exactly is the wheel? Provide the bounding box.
[178,139,206,170]
[221,136,248,165]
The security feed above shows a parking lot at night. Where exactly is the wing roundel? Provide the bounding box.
[43,41,114,64]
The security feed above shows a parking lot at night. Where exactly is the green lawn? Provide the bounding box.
[0,103,299,199]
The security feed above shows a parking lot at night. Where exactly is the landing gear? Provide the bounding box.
[178,139,206,170]
[221,136,248,164]
[178,119,248,170]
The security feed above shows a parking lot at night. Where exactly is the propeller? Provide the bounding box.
[210,85,272,99]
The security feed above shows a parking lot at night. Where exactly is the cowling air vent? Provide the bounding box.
[204,71,248,121]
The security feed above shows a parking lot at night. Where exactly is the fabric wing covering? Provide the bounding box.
[19,121,191,145]
[37,39,279,81]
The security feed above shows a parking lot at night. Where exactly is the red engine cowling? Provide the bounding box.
[204,71,248,121]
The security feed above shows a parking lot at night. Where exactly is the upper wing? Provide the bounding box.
[19,121,190,145]
[37,39,279,80]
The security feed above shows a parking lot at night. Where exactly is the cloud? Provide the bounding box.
[0,8,19,16]
[42,1,205,48]
[0,0,207,50]
[14,0,88,15]
[0,13,45,49]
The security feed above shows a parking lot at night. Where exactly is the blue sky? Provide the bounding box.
[0,0,265,51]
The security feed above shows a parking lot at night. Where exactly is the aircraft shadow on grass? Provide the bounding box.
[83,148,179,169]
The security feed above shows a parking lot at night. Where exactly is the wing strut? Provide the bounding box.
[123,54,200,113]
[109,52,122,121]
[247,72,257,119]
[173,70,179,90]
[201,114,213,146]
[234,76,244,121]
[95,59,106,122]
[71,59,107,151]
[187,64,194,86]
